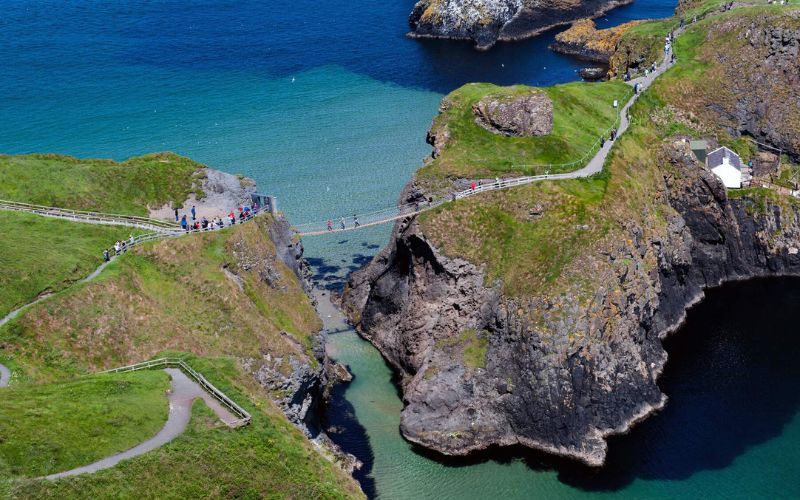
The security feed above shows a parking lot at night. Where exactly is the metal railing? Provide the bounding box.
[102,357,252,428]
[0,199,181,233]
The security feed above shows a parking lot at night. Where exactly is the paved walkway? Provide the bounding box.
[0,362,10,387]
[43,368,239,480]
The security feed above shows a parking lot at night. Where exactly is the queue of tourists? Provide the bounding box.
[179,203,260,232]
[103,202,262,261]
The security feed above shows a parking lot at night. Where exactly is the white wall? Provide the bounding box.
[712,163,742,188]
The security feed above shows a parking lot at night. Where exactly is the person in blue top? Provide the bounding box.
[191,205,196,221]
[181,214,188,231]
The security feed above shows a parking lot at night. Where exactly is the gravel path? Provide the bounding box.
[44,368,239,480]
[0,362,10,387]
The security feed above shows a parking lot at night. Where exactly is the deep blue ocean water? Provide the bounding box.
[2,0,798,498]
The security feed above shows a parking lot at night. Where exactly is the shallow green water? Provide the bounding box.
[325,277,800,499]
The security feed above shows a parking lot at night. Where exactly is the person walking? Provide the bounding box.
[354,215,360,228]
[114,241,121,255]
[191,205,196,221]
[327,219,333,232]
[601,136,606,148]
[340,217,346,230]
[103,249,110,262]
[471,181,476,191]
[174,207,179,222]
[181,214,188,231]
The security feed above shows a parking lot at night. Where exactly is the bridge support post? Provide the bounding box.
[268,196,278,216]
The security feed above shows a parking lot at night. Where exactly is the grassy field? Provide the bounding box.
[0,211,145,319]
[0,370,169,479]
[0,152,207,216]
[417,81,632,181]
[4,356,363,499]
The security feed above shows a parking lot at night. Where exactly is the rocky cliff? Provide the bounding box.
[409,0,633,50]
[344,141,800,466]
[344,9,800,466]
[550,18,644,62]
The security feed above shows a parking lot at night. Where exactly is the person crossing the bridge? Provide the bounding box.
[354,215,360,228]
[129,234,135,247]
[340,217,346,230]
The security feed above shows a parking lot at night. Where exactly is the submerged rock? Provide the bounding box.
[473,90,553,137]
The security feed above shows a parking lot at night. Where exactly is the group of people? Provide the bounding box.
[178,203,260,232]
[327,215,360,231]
[600,128,619,148]
[103,234,137,262]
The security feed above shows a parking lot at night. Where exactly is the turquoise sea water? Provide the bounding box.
[2,1,798,498]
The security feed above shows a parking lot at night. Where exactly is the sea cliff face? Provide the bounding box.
[343,143,800,465]
[409,0,633,50]
[343,10,800,466]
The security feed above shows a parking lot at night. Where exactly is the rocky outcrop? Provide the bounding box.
[579,67,607,80]
[473,90,553,137]
[343,140,800,466]
[408,0,633,50]
[149,167,256,221]
[550,18,644,62]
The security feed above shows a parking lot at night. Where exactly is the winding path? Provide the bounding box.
[0,362,10,387]
[43,368,239,480]
[0,251,123,329]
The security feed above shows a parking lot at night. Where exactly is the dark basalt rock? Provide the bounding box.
[473,90,554,137]
[408,0,634,50]
[342,142,800,466]
[579,67,608,81]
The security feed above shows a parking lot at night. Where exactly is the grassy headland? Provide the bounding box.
[419,5,800,303]
[417,81,632,182]
[0,154,362,496]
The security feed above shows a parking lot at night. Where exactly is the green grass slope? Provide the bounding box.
[418,81,632,182]
[1,216,321,382]
[0,211,144,319]
[0,153,206,215]
[0,212,363,497]
[7,357,362,499]
[0,370,169,479]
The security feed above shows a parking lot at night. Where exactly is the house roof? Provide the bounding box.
[707,146,742,170]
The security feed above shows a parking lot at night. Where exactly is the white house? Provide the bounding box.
[706,146,742,188]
